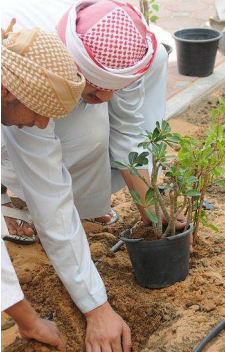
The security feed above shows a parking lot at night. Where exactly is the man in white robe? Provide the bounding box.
[1,24,85,350]
[1,1,185,350]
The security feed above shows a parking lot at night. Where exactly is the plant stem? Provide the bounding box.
[151,156,170,235]
[161,192,175,238]
[184,197,192,231]
[134,170,151,189]
[193,172,209,242]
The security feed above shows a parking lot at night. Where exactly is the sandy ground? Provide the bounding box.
[1,88,225,352]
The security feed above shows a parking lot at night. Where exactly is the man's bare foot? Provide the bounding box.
[1,185,36,243]
[94,214,112,224]
[86,209,119,225]
[4,201,34,237]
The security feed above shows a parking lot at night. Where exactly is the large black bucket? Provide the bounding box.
[173,28,222,77]
[122,224,193,289]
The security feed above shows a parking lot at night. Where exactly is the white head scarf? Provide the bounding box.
[57,0,157,91]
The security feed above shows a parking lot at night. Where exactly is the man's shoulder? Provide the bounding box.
[1,0,73,32]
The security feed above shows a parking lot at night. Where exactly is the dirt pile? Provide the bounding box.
[2,90,225,352]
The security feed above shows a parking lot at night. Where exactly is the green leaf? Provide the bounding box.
[145,188,155,203]
[165,155,177,161]
[138,141,150,149]
[201,217,220,232]
[135,152,149,166]
[156,121,160,129]
[144,208,159,223]
[211,108,218,118]
[128,152,138,165]
[187,176,199,184]
[165,171,173,177]
[165,141,178,150]
[150,15,158,22]
[139,151,149,158]
[152,128,160,140]
[215,180,225,187]
[185,190,201,196]
[130,169,140,177]
[162,120,171,133]
[113,161,127,169]
[166,134,180,144]
[208,224,219,232]
[213,166,224,175]
[130,189,143,206]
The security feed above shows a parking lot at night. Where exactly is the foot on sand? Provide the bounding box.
[1,193,36,245]
[86,209,119,225]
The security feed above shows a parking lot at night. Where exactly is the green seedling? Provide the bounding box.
[114,99,225,241]
[139,0,159,24]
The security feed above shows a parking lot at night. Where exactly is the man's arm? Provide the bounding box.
[2,121,107,313]
[5,299,65,351]
[108,44,168,168]
[2,123,132,351]
[1,231,65,350]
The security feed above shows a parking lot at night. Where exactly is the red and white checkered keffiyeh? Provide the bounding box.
[57,0,157,90]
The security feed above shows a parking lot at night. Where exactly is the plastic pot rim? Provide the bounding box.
[162,43,173,55]
[173,28,223,43]
[121,223,193,246]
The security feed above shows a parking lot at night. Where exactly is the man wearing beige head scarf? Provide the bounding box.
[1,23,85,350]
[1,20,85,242]
[1,15,132,352]
[1,1,185,351]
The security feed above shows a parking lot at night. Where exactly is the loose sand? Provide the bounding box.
[1,88,225,352]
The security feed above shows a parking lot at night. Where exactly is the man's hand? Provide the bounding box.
[5,299,65,351]
[84,301,132,352]
[19,318,65,351]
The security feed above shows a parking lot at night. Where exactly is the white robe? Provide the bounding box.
[1,214,24,311]
[1,0,167,313]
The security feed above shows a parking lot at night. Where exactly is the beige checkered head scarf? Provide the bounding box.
[1,19,85,118]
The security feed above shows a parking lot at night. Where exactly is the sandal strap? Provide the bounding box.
[1,205,31,224]
[1,193,11,205]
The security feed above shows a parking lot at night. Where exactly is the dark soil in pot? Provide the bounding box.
[122,224,192,289]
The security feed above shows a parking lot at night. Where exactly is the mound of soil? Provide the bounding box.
[2,88,225,352]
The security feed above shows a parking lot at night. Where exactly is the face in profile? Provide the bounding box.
[81,82,114,104]
[1,86,50,129]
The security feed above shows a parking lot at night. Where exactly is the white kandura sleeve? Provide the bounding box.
[1,214,24,311]
[109,78,146,167]
[1,121,107,314]
[108,44,167,167]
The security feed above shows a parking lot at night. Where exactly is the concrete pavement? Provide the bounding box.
[129,0,225,119]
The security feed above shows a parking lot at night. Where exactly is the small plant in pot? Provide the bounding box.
[114,98,225,289]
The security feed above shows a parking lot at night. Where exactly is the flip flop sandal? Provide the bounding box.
[86,209,119,225]
[1,193,36,245]
[3,232,37,245]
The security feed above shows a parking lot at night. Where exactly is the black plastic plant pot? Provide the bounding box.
[121,224,193,289]
[173,28,222,77]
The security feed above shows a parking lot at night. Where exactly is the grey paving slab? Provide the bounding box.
[128,0,225,119]
[166,61,225,119]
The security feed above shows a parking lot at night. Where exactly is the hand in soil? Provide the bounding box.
[19,318,65,351]
[84,301,132,351]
